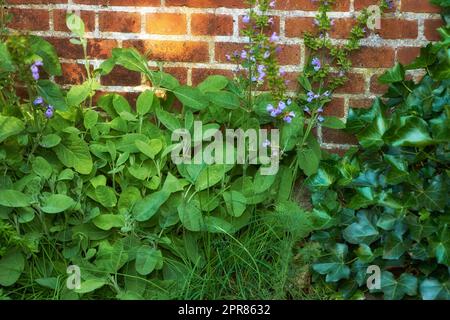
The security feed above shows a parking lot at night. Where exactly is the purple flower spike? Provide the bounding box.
[269,1,276,8]
[312,57,321,72]
[270,32,279,42]
[243,15,250,24]
[45,106,54,119]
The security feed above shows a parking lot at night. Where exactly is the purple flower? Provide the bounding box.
[278,101,286,111]
[312,57,321,72]
[317,107,324,113]
[307,91,315,103]
[225,54,231,61]
[279,67,286,76]
[303,106,311,114]
[287,98,292,106]
[283,112,295,123]
[268,17,274,25]
[34,60,43,67]
[270,32,279,42]
[257,65,266,81]
[266,104,274,112]
[32,72,40,81]
[269,1,276,8]
[33,96,44,106]
[30,60,43,81]
[45,106,54,119]
[243,15,250,24]
[241,50,247,59]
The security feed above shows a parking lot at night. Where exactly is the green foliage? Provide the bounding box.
[308,16,450,299]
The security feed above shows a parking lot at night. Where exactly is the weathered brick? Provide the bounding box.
[165,0,246,8]
[350,47,395,68]
[397,47,421,65]
[285,17,316,38]
[8,9,49,31]
[424,19,444,41]
[146,13,187,35]
[276,0,350,11]
[74,0,159,5]
[322,128,358,145]
[323,98,345,118]
[377,19,418,39]
[101,65,142,86]
[55,63,88,85]
[401,0,441,13]
[99,12,141,33]
[192,14,234,36]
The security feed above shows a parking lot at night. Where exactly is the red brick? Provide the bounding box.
[239,16,280,36]
[165,0,246,8]
[424,19,444,41]
[370,74,389,94]
[335,73,366,94]
[192,69,233,86]
[350,47,395,68]
[192,14,233,36]
[74,0,159,5]
[349,98,375,109]
[88,39,118,59]
[53,10,95,32]
[323,98,345,118]
[322,128,358,145]
[55,63,88,85]
[8,9,49,31]
[8,0,66,3]
[397,47,421,65]
[354,0,397,11]
[401,0,441,13]
[376,19,418,39]
[285,17,316,38]
[330,18,357,39]
[163,67,188,85]
[99,12,141,33]
[124,40,209,63]
[214,42,245,63]
[276,0,350,11]
[146,13,187,35]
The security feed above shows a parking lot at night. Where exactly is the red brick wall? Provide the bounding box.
[6,0,443,149]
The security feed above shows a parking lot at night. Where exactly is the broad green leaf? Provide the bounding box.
[223,191,247,217]
[0,249,25,286]
[135,139,162,159]
[93,214,125,231]
[29,36,62,76]
[136,90,154,115]
[312,243,351,282]
[321,116,346,129]
[381,272,418,300]
[67,81,93,107]
[0,42,14,72]
[37,80,67,111]
[66,13,85,38]
[40,194,76,213]
[420,279,450,300]
[95,186,117,208]
[343,211,379,245]
[0,115,25,143]
[111,48,150,75]
[0,190,33,207]
[390,116,434,147]
[39,134,61,148]
[197,75,229,93]
[253,168,277,193]
[378,63,405,84]
[178,200,204,232]
[135,245,163,276]
[206,91,240,109]
[297,148,319,176]
[84,109,98,129]
[75,278,107,294]
[32,156,52,179]
[54,134,93,175]
[156,107,181,131]
[195,165,228,191]
[133,190,170,222]
[173,86,207,110]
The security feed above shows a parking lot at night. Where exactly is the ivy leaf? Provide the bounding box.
[383,233,407,260]
[305,164,337,190]
[321,116,346,129]
[381,272,418,300]
[343,211,379,245]
[390,116,434,147]
[378,63,405,84]
[420,279,450,300]
[312,243,351,282]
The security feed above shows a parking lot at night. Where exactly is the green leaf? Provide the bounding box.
[0,190,33,207]
[67,81,94,107]
[93,214,125,231]
[111,48,150,75]
[321,116,346,129]
[0,115,25,143]
[383,234,407,260]
[420,279,450,300]
[135,245,163,276]
[253,168,277,193]
[197,75,229,93]
[297,148,319,176]
[95,186,117,208]
[0,42,14,72]
[173,86,207,110]
[40,194,76,213]
[312,243,351,282]
[84,109,98,129]
[37,80,67,111]
[0,249,25,286]
[136,90,154,115]
[29,36,62,76]
[305,164,337,190]
[343,211,379,245]
[206,91,240,109]
[39,134,61,148]
[133,190,170,222]
[223,191,247,217]
[178,200,204,232]
[54,134,93,175]
[32,156,52,179]
[381,272,418,300]
[135,139,162,159]
[195,165,228,191]
[151,71,180,89]
[75,278,107,294]
[378,63,405,84]
[156,107,181,131]
[390,116,434,147]
[66,13,85,38]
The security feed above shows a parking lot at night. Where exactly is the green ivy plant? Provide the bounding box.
[307,5,450,299]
